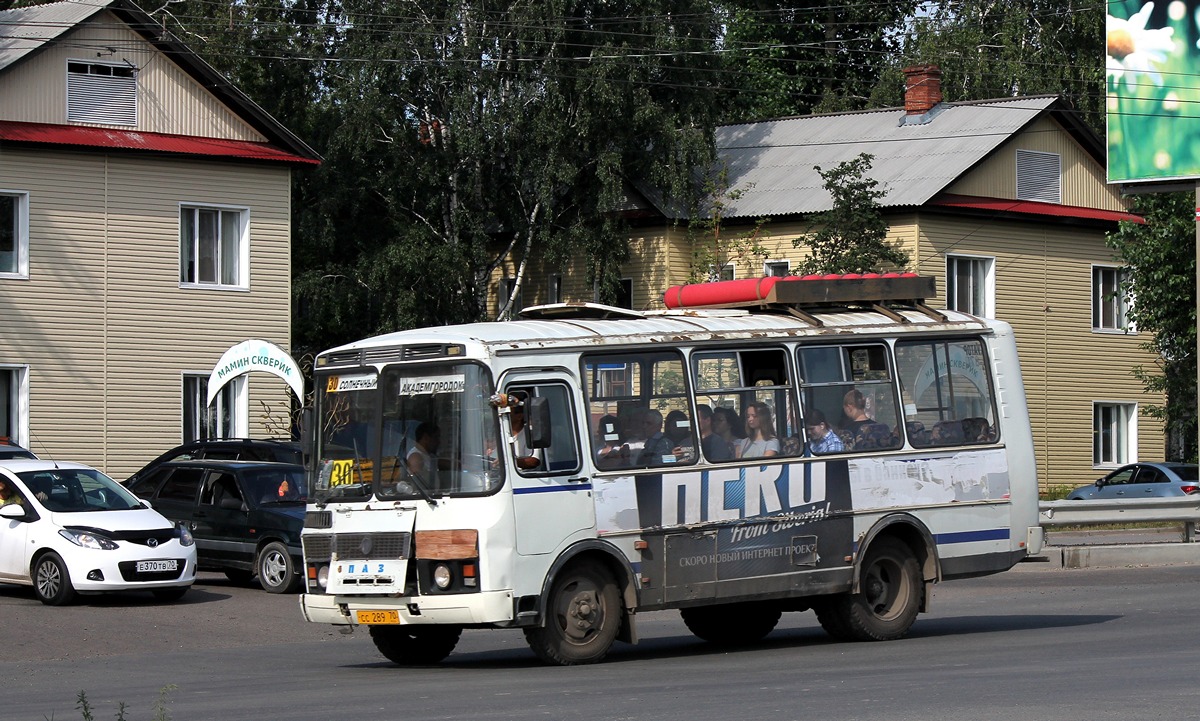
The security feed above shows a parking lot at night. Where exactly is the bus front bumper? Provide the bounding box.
[300,590,516,627]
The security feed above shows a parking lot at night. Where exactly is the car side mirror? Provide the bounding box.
[1095,478,1106,487]
[0,504,27,520]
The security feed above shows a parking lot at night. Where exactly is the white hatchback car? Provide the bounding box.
[0,460,197,605]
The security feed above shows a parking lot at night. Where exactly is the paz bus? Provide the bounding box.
[298,273,1043,665]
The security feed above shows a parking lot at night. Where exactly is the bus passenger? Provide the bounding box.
[665,410,694,462]
[804,409,844,455]
[713,406,742,451]
[841,389,875,436]
[697,405,732,461]
[637,410,675,465]
[736,402,780,459]
[595,414,630,469]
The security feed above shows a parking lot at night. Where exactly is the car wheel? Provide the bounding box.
[33,552,77,606]
[151,587,189,602]
[257,541,300,593]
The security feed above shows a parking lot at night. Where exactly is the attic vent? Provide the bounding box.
[1015,150,1061,204]
[67,61,137,126]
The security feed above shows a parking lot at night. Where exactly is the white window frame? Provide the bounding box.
[765,260,790,277]
[945,254,995,318]
[1092,265,1132,333]
[66,59,137,126]
[179,204,249,289]
[1093,401,1136,468]
[0,191,29,279]
[0,365,29,447]
[183,373,246,442]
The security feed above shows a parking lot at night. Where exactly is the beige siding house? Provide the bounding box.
[499,67,1159,492]
[0,0,319,478]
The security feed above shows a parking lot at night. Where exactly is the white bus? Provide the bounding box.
[298,274,1043,665]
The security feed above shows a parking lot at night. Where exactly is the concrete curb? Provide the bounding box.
[1025,544,1200,569]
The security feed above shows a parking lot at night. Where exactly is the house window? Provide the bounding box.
[498,276,523,317]
[180,206,247,288]
[67,60,137,126]
[1092,266,1130,331]
[1015,150,1061,204]
[548,274,563,304]
[765,260,790,277]
[945,255,994,318]
[615,278,633,309]
[0,191,29,277]
[183,374,243,442]
[0,366,27,445]
[1094,402,1135,467]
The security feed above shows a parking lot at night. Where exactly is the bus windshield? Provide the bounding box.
[311,362,502,502]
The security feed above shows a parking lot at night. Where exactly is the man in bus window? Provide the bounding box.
[637,410,674,465]
[696,405,732,461]
[407,422,441,481]
[805,409,844,455]
[841,389,875,436]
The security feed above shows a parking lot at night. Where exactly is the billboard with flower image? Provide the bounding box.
[1108,1,1200,183]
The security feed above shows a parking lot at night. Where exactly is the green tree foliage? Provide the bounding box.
[794,153,909,275]
[153,0,721,351]
[888,0,1104,130]
[717,0,920,119]
[1107,192,1198,461]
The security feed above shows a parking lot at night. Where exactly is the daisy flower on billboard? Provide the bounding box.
[1107,2,1176,87]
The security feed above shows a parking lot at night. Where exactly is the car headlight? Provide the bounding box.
[176,524,195,547]
[59,529,118,550]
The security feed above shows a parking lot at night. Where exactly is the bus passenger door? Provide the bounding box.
[503,374,594,556]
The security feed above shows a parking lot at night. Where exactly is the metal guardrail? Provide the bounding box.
[1039,497,1200,542]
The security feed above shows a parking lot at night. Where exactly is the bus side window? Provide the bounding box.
[895,338,998,448]
[506,384,581,475]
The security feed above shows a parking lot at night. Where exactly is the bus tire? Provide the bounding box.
[819,538,920,642]
[681,602,781,645]
[524,563,621,665]
[369,625,462,665]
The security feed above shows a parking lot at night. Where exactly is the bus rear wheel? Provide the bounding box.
[368,625,462,665]
[681,602,781,645]
[524,563,621,665]
[816,538,920,642]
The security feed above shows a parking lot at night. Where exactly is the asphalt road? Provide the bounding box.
[3,562,1200,720]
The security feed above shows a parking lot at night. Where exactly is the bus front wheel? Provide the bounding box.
[524,563,622,665]
[816,538,920,642]
[369,625,462,665]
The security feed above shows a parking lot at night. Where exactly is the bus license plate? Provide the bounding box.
[137,560,177,572]
[357,610,400,625]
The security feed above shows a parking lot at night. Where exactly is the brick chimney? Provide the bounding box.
[903,65,942,116]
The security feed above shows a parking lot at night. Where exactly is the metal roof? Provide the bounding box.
[0,119,320,165]
[0,0,320,164]
[706,96,1061,220]
[0,0,98,71]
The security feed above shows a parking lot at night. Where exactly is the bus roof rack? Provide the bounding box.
[518,302,646,321]
[662,273,945,325]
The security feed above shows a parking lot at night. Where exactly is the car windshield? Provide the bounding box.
[17,468,143,512]
[242,467,307,504]
[311,362,502,502]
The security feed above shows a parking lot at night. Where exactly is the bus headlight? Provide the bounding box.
[433,564,453,589]
[317,565,329,589]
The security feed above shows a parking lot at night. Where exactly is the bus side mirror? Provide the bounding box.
[526,396,552,449]
[299,407,314,469]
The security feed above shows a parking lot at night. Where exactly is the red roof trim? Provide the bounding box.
[0,120,320,166]
[930,193,1144,224]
